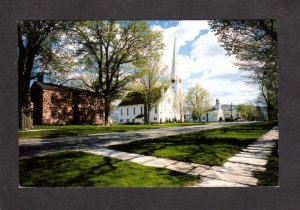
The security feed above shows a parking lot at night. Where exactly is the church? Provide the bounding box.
[184,99,240,122]
[117,37,184,124]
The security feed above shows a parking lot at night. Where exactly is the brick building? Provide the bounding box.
[30,80,104,125]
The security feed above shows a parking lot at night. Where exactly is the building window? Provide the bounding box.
[51,93,57,103]
[154,117,157,120]
[51,108,57,118]
[120,119,123,123]
[126,119,130,123]
[155,106,157,114]
[62,108,67,118]
[127,108,129,115]
[121,108,123,116]
[134,107,135,115]
[140,106,143,114]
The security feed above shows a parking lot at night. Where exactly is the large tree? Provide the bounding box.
[131,57,169,124]
[209,20,278,120]
[185,83,211,122]
[66,21,164,125]
[18,21,67,130]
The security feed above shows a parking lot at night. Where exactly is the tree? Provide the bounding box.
[185,83,211,122]
[209,20,278,120]
[18,21,67,130]
[237,104,256,121]
[131,57,169,124]
[66,21,164,125]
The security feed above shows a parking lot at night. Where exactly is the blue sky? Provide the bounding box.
[149,20,259,105]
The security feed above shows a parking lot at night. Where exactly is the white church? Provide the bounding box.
[117,37,184,124]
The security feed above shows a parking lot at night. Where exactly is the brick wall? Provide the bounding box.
[40,89,104,125]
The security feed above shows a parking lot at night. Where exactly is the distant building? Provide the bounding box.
[221,103,239,120]
[184,98,223,122]
[117,36,184,124]
[30,79,104,125]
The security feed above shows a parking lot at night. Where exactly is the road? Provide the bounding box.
[19,122,256,159]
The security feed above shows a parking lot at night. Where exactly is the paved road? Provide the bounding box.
[19,122,256,159]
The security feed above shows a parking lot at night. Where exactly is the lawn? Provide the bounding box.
[253,141,279,186]
[19,151,199,187]
[19,122,208,139]
[108,121,277,166]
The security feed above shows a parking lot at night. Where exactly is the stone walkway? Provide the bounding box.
[194,127,278,187]
[82,126,278,187]
[84,148,211,174]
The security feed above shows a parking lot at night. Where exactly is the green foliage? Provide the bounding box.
[109,122,277,166]
[19,151,198,187]
[209,20,278,120]
[130,56,169,124]
[59,21,165,125]
[185,83,211,121]
[237,104,266,121]
[18,21,72,129]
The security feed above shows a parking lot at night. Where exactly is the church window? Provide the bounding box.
[121,108,123,116]
[155,107,157,114]
[120,119,123,123]
[127,108,129,115]
[134,107,135,115]
[154,117,157,120]
[141,106,143,114]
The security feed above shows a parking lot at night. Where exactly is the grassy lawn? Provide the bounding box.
[19,151,199,187]
[254,141,279,186]
[108,122,277,166]
[19,122,208,139]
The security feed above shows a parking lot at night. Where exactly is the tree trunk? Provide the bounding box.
[147,104,151,125]
[104,97,111,126]
[18,49,35,130]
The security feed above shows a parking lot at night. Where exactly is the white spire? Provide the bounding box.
[171,35,178,81]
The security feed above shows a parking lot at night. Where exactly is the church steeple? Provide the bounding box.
[171,35,178,82]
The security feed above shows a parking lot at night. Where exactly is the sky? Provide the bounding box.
[148,20,260,105]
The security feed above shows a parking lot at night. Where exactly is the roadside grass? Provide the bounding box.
[19,122,209,139]
[108,121,277,166]
[254,141,279,186]
[19,151,199,187]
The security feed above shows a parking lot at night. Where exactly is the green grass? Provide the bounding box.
[19,122,209,139]
[19,151,199,187]
[108,122,277,166]
[254,141,279,186]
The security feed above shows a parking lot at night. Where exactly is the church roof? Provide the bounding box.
[119,87,169,107]
[221,104,237,110]
[118,92,145,106]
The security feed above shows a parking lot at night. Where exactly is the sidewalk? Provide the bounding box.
[81,127,278,187]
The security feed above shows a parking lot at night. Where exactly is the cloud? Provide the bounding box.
[151,20,260,105]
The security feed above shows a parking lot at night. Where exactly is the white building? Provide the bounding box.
[117,37,184,124]
[184,98,225,122]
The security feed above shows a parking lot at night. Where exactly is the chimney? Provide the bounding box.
[37,72,44,83]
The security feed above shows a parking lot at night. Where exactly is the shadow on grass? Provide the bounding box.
[19,151,198,187]
[108,122,277,166]
[253,141,278,186]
